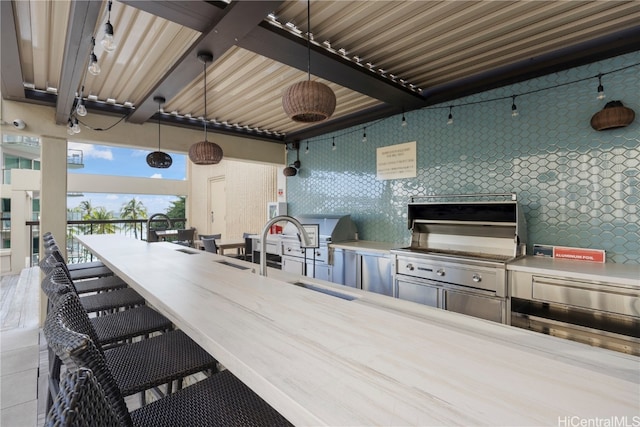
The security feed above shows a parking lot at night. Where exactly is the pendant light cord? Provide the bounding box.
[157,99,161,150]
[306,0,311,81]
[203,60,208,142]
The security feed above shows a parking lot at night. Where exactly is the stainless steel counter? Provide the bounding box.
[508,256,640,355]
[508,256,640,288]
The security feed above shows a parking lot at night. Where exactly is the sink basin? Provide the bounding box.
[175,248,200,255]
[215,260,251,271]
[290,282,357,301]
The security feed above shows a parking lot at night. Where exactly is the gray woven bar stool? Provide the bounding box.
[45,368,120,427]
[45,243,114,280]
[40,255,145,313]
[43,269,173,345]
[42,269,172,411]
[39,253,127,295]
[45,307,293,427]
[45,292,218,402]
[43,233,106,271]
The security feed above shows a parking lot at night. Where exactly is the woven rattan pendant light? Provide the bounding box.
[283,143,301,176]
[590,100,635,131]
[188,52,223,165]
[282,0,336,123]
[146,96,173,169]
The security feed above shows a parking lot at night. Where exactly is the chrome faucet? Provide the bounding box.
[259,215,311,276]
[147,213,172,241]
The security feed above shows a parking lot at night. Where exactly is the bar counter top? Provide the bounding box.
[76,234,639,426]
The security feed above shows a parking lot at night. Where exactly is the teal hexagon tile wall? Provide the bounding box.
[286,52,640,264]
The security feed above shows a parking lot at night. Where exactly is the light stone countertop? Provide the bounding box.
[508,256,640,288]
[76,235,640,426]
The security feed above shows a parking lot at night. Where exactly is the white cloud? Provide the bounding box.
[106,194,119,200]
[150,173,162,179]
[68,142,113,160]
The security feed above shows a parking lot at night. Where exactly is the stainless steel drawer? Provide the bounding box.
[532,276,640,318]
[445,289,505,323]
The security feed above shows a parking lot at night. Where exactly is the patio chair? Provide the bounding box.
[201,237,219,254]
[175,228,196,247]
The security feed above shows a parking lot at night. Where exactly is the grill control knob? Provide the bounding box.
[472,274,482,282]
[436,269,445,277]
[406,263,415,271]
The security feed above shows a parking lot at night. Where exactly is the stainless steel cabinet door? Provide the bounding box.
[307,263,331,282]
[344,250,358,288]
[361,254,392,296]
[395,278,439,307]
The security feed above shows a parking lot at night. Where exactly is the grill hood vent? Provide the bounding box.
[283,214,357,243]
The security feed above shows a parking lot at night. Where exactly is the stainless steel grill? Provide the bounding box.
[281,214,357,282]
[392,194,527,323]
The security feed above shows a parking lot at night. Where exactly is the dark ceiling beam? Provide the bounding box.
[285,104,400,142]
[125,1,424,111]
[119,1,226,33]
[125,1,285,124]
[23,89,285,143]
[1,1,26,100]
[55,1,103,125]
[153,113,285,144]
[238,22,426,110]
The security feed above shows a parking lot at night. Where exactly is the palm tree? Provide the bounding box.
[165,196,186,228]
[88,207,118,234]
[67,206,83,234]
[120,198,148,238]
[165,196,186,229]
[79,200,93,218]
[71,201,94,236]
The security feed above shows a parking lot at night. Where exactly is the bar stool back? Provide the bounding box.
[45,296,293,427]
[45,368,120,427]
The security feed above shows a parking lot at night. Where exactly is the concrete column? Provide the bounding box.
[39,136,67,324]
[6,169,40,275]
[8,187,31,273]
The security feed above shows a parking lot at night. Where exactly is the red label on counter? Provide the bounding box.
[553,247,605,263]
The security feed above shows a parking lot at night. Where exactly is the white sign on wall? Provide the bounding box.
[376,141,417,180]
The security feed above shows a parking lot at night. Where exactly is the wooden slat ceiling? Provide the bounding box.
[3,0,640,144]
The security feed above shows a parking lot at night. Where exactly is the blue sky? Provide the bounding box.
[67,142,186,217]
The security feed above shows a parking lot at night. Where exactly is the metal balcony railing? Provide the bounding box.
[25,218,187,266]
[67,149,84,169]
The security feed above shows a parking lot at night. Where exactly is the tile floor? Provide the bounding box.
[1,267,43,427]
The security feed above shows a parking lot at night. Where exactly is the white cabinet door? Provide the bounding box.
[282,257,305,276]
